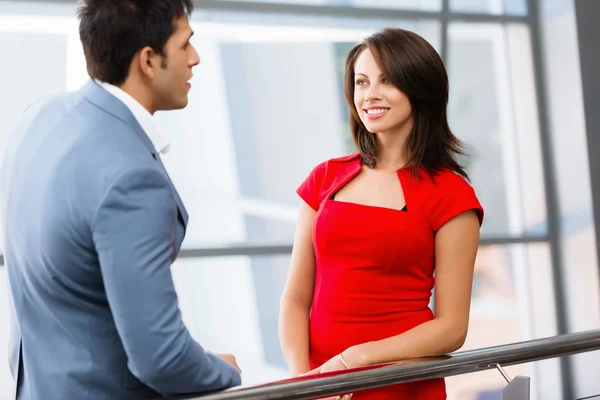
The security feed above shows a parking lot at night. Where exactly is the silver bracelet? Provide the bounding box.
[339,353,350,369]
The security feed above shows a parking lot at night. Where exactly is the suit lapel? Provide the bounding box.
[79,79,189,227]
[153,154,189,226]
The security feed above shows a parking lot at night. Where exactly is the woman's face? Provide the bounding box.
[353,48,413,136]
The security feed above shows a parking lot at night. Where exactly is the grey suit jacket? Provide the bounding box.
[0,80,241,399]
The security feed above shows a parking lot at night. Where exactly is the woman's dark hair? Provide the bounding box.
[344,28,468,180]
[78,0,193,85]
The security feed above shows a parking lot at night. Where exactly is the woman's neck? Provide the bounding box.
[372,128,411,172]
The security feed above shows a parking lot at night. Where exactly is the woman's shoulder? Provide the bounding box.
[316,152,361,168]
[416,167,473,191]
[417,168,483,229]
[410,167,478,208]
[329,152,361,164]
[297,153,361,211]
[309,152,361,176]
[434,168,472,186]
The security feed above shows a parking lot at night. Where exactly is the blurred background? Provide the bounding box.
[0,0,599,399]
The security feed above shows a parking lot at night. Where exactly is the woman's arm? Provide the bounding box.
[278,201,318,377]
[309,210,480,372]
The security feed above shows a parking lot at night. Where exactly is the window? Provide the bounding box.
[0,1,586,399]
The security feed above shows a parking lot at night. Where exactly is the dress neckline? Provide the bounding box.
[323,158,411,213]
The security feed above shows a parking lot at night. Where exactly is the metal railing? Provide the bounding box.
[0,234,550,266]
[167,329,600,400]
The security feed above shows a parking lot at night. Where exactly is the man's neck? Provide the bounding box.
[115,80,155,115]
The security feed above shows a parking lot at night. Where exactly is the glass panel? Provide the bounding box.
[158,18,439,247]
[215,0,442,12]
[447,23,547,237]
[172,255,292,385]
[539,0,600,396]
[0,31,68,143]
[450,0,527,15]
[447,242,561,400]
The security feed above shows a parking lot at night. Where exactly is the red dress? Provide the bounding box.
[297,153,484,400]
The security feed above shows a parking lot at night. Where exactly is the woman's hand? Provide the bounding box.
[303,354,349,375]
[301,354,353,400]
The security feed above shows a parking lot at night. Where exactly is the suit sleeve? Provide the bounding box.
[429,172,484,231]
[91,165,241,396]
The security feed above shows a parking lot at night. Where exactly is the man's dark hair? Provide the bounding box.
[78,0,193,85]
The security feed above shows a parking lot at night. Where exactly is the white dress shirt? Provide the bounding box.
[95,80,170,154]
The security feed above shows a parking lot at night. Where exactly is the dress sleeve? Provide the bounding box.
[296,161,327,211]
[430,171,484,231]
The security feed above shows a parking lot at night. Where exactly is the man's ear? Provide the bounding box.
[138,46,160,79]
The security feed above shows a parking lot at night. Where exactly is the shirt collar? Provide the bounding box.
[94,80,170,155]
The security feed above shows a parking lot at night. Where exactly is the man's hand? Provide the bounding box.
[214,354,242,373]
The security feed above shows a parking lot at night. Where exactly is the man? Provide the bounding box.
[0,0,241,398]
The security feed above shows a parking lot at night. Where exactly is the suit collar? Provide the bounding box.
[79,79,189,226]
[79,79,157,157]
[94,80,170,155]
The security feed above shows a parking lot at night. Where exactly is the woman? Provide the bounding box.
[278,28,483,399]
